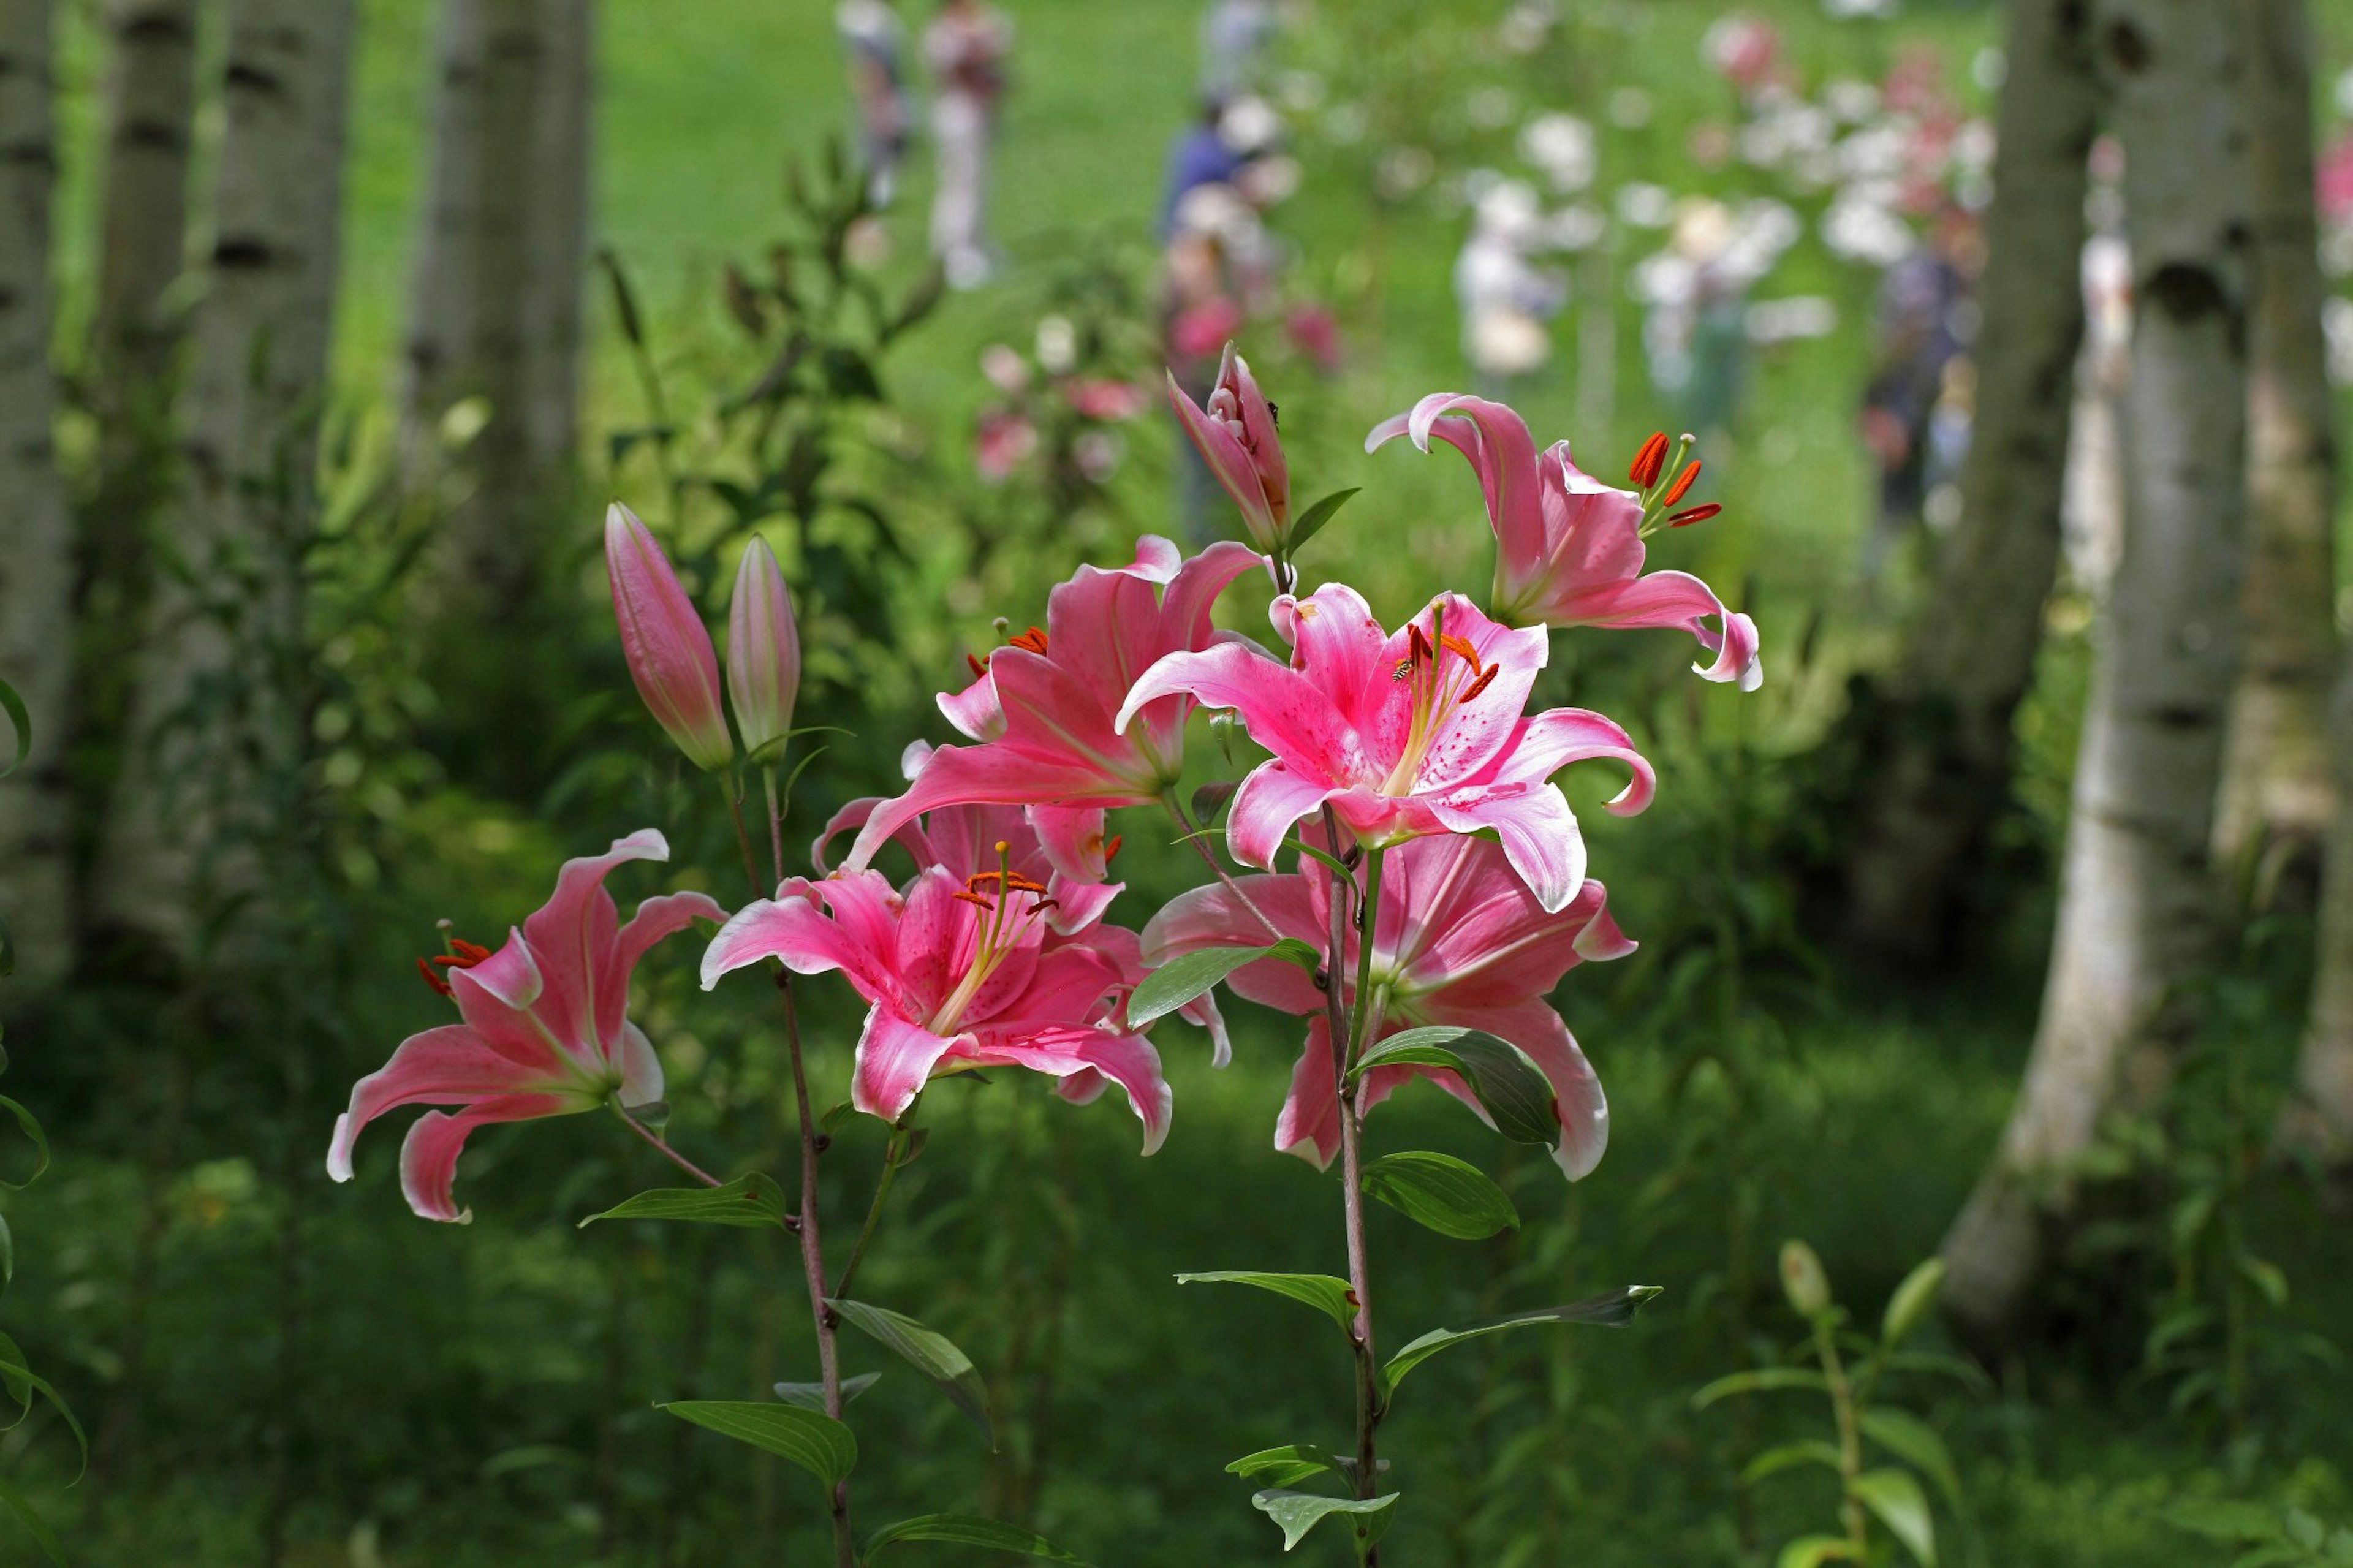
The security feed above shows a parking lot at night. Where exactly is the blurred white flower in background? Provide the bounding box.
[979,343,1030,395]
[1034,315,1077,376]
[1822,191,1914,267]
[1823,0,1899,17]
[1519,112,1597,193]
[1616,181,1675,229]
[1376,145,1436,201]
[1608,86,1654,130]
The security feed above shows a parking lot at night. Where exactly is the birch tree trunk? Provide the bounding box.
[2288,668,2353,1165]
[1841,0,2101,960]
[95,0,357,954]
[402,0,592,597]
[2212,0,2338,893]
[0,0,75,988]
[1943,0,2253,1339]
[91,0,199,401]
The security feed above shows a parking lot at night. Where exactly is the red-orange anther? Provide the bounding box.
[1662,461,1701,507]
[953,889,996,909]
[1667,503,1722,528]
[1461,665,1499,703]
[1105,834,1123,862]
[1438,632,1480,666]
[966,651,989,680]
[417,957,453,997]
[447,937,493,966]
[1408,623,1433,663]
[1630,431,1670,488]
[1009,626,1049,655]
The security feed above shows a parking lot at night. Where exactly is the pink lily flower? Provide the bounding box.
[1366,394,1762,691]
[727,535,801,765]
[1141,831,1634,1177]
[606,503,736,771]
[1167,343,1291,552]
[843,536,1264,873]
[1113,581,1655,913]
[328,830,726,1222]
[702,858,1174,1152]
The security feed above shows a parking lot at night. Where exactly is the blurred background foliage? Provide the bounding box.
[4,0,2353,1563]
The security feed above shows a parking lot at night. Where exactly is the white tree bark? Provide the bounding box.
[1841,0,2101,959]
[402,0,593,588]
[96,0,357,953]
[0,0,74,988]
[2213,0,2338,889]
[1944,0,2253,1339]
[92,0,199,392]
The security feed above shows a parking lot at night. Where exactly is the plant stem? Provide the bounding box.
[763,765,787,888]
[1164,792,1286,942]
[613,1100,728,1191]
[1813,1320,1868,1555]
[777,971,857,1568]
[832,1123,908,1301]
[1342,848,1387,1519]
[723,776,766,896]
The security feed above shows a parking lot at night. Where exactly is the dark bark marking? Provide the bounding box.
[2143,263,2229,324]
[2105,17,2152,73]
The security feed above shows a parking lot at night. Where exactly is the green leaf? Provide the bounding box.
[659,1400,854,1490]
[1175,1271,1360,1335]
[1880,1350,1995,1394]
[1880,1257,1946,1349]
[827,1298,993,1447]
[577,1173,790,1229]
[1351,1026,1561,1148]
[0,1096,51,1192]
[0,1471,67,1567]
[1285,487,1362,555]
[1227,1444,1347,1489]
[0,909,13,981]
[1250,1488,1399,1552]
[1129,942,1318,1028]
[0,676,29,779]
[1380,1286,1662,1399]
[773,1371,880,1411]
[1776,1536,1862,1568]
[1860,1408,1960,1506]
[1,1212,12,1292]
[1361,1151,1519,1240]
[1691,1366,1833,1409]
[1851,1468,1936,1566]
[862,1513,1093,1563]
[1740,1440,1844,1486]
[2162,1501,2280,1542]
[2238,1254,2289,1309]
[0,1338,86,1473]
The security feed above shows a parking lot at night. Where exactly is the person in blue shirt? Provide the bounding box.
[1161,98,1243,238]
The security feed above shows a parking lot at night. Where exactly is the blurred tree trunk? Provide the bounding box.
[2289,670,2353,1167]
[95,0,356,955]
[0,0,74,988]
[402,0,593,599]
[1944,0,2252,1340]
[73,0,203,956]
[1840,0,2101,960]
[2213,0,2338,897]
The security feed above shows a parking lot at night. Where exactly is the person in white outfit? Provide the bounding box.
[838,0,909,207]
[925,0,1012,289]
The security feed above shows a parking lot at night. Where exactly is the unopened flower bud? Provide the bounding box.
[605,502,733,772]
[727,535,802,766]
[1167,342,1291,553]
[1780,1239,1833,1320]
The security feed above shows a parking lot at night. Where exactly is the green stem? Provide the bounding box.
[612,1101,727,1192]
[1813,1320,1868,1555]
[1165,791,1286,943]
[763,765,787,889]
[1330,829,1389,1558]
[722,776,765,896]
[833,1123,909,1301]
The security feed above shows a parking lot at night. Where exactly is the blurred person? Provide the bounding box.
[926,0,1013,289]
[1200,0,1278,101]
[838,0,910,206]
[1857,204,1979,586]
[1640,198,1752,440]
[1455,180,1566,394]
[1161,97,1244,238]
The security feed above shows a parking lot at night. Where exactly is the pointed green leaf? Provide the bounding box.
[1860,1407,1960,1506]
[1251,1488,1398,1552]
[827,1298,993,1447]
[1380,1286,1661,1399]
[1850,1468,1936,1566]
[1130,942,1319,1028]
[0,1096,51,1192]
[2161,1501,2281,1542]
[773,1371,880,1411]
[1176,1271,1359,1335]
[1691,1366,1832,1409]
[1740,1440,1844,1486]
[1226,1444,1347,1489]
[1362,1151,1519,1240]
[0,1471,67,1566]
[1351,1026,1561,1148]
[0,1338,86,1472]
[578,1173,790,1229]
[861,1513,1093,1563]
[1776,1536,1862,1568]
[0,676,29,779]
[1285,487,1362,555]
[659,1399,854,1490]
[1879,1257,1946,1349]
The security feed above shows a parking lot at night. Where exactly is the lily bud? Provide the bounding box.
[1779,1239,1833,1320]
[604,502,733,773]
[727,535,802,765]
[1167,342,1290,552]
